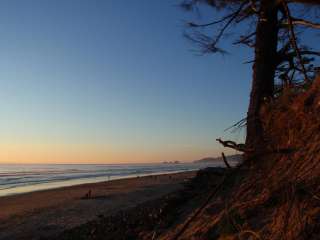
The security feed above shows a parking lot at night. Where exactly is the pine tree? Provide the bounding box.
[182,0,320,153]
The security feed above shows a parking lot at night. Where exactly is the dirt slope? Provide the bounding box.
[159,77,320,240]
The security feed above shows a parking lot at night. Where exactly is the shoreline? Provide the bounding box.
[0,168,198,198]
[0,170,197,240]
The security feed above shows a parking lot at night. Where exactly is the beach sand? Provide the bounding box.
[0,171,196,240]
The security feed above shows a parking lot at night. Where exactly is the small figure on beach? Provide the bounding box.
[83,189,92,199]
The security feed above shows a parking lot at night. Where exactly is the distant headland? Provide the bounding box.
[193,154,242,164]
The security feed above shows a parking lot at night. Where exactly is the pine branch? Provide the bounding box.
[292,18,320,29]
[282,0,309,82]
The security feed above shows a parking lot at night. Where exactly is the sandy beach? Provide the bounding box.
[0,171,196,240]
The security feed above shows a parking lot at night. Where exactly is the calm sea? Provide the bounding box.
[0,162,219,197]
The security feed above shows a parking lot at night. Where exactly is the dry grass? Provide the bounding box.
[159,76,320,240]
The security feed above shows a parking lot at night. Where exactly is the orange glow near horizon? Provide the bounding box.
[0,143,231,164]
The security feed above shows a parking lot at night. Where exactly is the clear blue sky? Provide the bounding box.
[0,0,252,163]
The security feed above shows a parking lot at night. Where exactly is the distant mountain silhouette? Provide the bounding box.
[193,154,242,164]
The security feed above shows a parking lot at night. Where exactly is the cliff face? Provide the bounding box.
[159,77,320,240]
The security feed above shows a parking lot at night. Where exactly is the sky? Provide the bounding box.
[0,0,253,164]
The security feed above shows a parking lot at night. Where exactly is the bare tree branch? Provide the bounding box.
[233,31,256,46]
[221,152,232,169]
[278,50,320,64]
[281,18,320,29]
[208,1,249,52]
[187,10,242,28]
[292,18,320,29]
[282,0,309,82]
[185,1,249,54]
[216,138,248,152]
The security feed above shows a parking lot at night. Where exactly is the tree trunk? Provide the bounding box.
[246,0,279,152]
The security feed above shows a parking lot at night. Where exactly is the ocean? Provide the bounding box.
[0,162,220,197]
